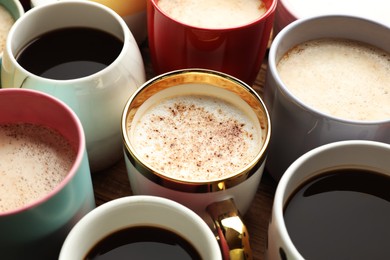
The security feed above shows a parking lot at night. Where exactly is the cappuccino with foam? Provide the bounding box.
[0,123,76,213]
[157,0,267,29]
[277,38,390,121]
[128,84,263,181]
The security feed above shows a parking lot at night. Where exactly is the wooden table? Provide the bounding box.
[91,41,278,260]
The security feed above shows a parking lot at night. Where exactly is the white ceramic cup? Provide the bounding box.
[273,0,390,36]
[263,15,390,181]
[122,69,271,260]
[59,195,223,259]
[266,140,390,259]
[30,0,147,45]
[1,0,146,172]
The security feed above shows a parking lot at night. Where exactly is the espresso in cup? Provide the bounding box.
[60,196,222,259]
[284,167,390,259]
[16,27,123,80]
[157,0,267,29]
[277,38,390,121]
[85,225,201,259]
[266,140,390,260]
[0,123,76,213]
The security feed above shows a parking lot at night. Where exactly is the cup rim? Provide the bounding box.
[149,0,277,31]
[4,0,131,84]
[273,140,390,259]
[269,14,390,124]
[121,68,271,192]
[59,195,223,259]
[0,88,87,216]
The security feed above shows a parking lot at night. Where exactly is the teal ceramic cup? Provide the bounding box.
[0,89,95,259]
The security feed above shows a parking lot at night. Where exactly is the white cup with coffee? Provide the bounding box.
[1,0,146,172]
[263,15,390,181]
[122,69,271,259]
[60,195,222,259]
[266,140,390,259]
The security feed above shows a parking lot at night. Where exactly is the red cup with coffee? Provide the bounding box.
[147,0,276,86]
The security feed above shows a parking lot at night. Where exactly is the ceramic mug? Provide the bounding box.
[273,0,390,36]
[1,0,146,172]
[263,15,390,181]
[0,88,95,259]
[30,0,147,45]
[147,0,277,86]
[122,69,271,259]
[266,140,390,259]
[60,195,223,259]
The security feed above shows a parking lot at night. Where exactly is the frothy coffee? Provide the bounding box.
[277,38,390,121]
[0,5,14,54]
[129,86,262,181]
[157,0,267,29]
[0,123,76,213]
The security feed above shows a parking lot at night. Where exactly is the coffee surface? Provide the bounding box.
[85,226,201,259]
[284,168,390,259]
[157,0,267,29]
[0,5,14,54]
[0,123,76,213]
[130,94,261,181]
[16,27,123,80]
[277,38,390,121]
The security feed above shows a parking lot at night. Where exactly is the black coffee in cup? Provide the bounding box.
[16,27,123,80]
[283,168,390,259]
[85,226,202,259]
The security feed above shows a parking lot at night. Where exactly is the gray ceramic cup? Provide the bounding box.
[263,15,390,181]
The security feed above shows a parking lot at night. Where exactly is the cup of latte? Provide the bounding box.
[60,196,222,259]
[121,69,271,259]
[266,140,390,259]
[1,0,146,172]
[263,15,390,181]
[0,88,95,259]
[147,0,277,86]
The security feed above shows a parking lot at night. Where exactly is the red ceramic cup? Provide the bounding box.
[147,0,276,86]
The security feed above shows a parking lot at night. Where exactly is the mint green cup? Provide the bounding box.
[0,88,95,259]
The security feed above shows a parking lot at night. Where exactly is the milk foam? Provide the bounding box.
[157,0,267,29]
[0,5,14,54]
[0,123,76,213]
[277,38,390,121]
[130,92,262,181]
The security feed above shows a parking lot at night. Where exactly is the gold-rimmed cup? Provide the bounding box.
[121,69,271,259]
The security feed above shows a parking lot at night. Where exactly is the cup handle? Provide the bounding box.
[207,198,253,260]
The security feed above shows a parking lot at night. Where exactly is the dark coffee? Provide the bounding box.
[16,27,123,80]
[284,168,390,259]
[84,226,202,259]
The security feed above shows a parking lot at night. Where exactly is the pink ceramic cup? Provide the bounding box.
[147,0,276,86]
